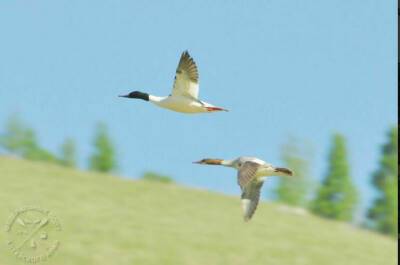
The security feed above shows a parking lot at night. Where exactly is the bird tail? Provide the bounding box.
[206,106,229,112]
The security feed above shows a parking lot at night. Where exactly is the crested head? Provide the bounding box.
[193,158,224,165]
[119,91,149,101]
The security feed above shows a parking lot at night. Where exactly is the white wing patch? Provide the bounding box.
[241,199,252,215]
[171,51,200,99]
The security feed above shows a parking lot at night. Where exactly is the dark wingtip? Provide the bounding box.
[182,50,189,57]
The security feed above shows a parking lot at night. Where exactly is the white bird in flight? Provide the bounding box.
[193,156,293,221]
[119,51,228,114]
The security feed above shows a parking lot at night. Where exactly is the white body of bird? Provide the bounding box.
[148,95,223,114]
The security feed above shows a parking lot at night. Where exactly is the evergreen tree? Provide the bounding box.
[89,123,117,172]
[0,114,33,154]
[0,114,58,162]
[311,134,358,221]
[60,138,77,167]
[275,137,313,207]
[367,127,398,236]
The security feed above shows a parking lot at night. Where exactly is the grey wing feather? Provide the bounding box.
[172,51,199,98]
[241,180,264,221]
[175,51,198,82]
[237,161,259,189]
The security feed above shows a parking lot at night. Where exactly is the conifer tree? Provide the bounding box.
[89,123,117,172]
[0,114,57,162]
[367,127,398,236]
[311,134,358,221]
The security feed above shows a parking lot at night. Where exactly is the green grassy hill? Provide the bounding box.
[0,157,396,265]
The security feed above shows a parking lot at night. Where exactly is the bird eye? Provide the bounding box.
[238,163,242,167]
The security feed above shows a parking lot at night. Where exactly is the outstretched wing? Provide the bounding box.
[171,51,199,99]
[237,161,263,221]
[241,180,264,222]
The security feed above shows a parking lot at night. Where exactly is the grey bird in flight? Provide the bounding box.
[194,156,293,221]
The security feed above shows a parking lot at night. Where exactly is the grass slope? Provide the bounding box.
[0,157,396,265]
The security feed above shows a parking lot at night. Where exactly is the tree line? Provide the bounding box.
[0,114,397,237]
[275,129,397,237]
[0,114,116,172]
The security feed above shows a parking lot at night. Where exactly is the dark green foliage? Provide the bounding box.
[89,123,117,172]
[60,138,77,167]
[367,127,398,237]
[311,134,358,221]
[141,171,173,183]
[275,137,313,207]
[0,114,58,163]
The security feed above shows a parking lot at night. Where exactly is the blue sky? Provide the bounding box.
[0,1,396,216]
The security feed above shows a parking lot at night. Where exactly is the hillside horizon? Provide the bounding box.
[0,156,396,265]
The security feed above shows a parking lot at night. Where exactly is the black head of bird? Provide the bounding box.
[119,91,149,101]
